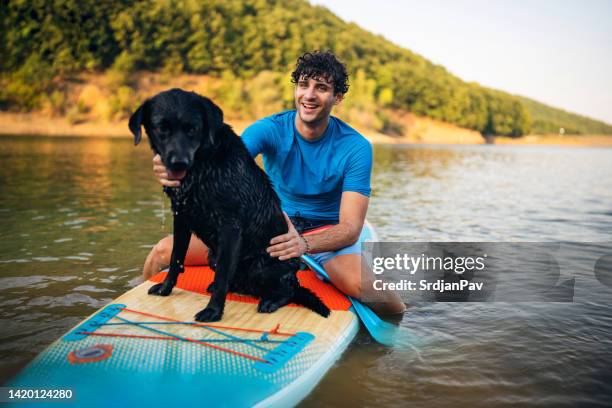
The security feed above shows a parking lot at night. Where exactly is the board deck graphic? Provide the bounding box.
[8,266,358,407]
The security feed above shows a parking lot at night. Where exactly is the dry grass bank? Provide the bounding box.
[1,72,610,147]
[5,110,610,147]
[493,134,612,147]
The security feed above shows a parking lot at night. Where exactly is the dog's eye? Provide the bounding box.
[157,124,169,134]
[185,125,199,136]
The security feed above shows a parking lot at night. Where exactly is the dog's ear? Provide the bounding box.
[129,101,147,145]
[199,96,224,145]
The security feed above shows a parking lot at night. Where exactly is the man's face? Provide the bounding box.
[294,75,343,126]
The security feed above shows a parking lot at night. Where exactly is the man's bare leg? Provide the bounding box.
[142,234,209,279]
[323,253,406,316]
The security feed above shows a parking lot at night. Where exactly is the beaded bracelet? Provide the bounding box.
[300,234,311,254]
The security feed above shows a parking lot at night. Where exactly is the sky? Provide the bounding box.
[309,0,612,124]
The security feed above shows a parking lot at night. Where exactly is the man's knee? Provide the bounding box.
[323,253,407,316]
[152,235,173,265]
[143,235,174,279]
[324,255,363,299]
[334,273,362,299]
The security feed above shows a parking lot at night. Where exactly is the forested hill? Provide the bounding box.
[1,0,611,136]
[515,96,612,135]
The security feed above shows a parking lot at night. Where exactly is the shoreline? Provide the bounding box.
[1,111,611,148]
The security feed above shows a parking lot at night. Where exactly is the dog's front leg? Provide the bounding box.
[148,213,191,296]
[195,223,242,322]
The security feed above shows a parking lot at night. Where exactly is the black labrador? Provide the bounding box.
[129,88,330,322]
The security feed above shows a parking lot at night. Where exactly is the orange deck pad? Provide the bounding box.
[149,266,351,311]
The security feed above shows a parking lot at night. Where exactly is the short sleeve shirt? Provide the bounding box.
[241,110,372,222]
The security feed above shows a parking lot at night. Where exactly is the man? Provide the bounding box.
[143,51,405,315]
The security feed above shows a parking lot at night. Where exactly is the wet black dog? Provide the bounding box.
[129,88,330,322]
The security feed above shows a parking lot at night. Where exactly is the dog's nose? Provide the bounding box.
[169,159,188,171]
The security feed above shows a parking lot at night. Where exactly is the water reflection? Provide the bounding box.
[370,145,612,242]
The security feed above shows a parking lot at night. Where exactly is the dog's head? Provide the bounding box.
[129,88,223,180]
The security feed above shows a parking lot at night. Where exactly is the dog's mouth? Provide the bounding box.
[168,169,187,180]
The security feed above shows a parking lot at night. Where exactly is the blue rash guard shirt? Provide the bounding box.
[241,110,372,222]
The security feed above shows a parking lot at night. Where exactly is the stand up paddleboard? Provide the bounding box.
[7,266,358,407]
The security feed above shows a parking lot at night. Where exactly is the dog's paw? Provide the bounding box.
[318,305,331,318]
[257,299,282,314]
[206,281,216,293]
[148,282,174,296]
[194,306,223,322]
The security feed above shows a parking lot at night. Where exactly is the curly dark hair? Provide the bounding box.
[291,51,349,95]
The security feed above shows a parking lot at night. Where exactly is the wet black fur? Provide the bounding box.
[129,88,330,322]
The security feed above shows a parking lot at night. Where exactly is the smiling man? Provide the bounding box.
[145,51,405,315]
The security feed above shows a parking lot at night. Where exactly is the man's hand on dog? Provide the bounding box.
[153,154,181,187]
[267,212,308,260]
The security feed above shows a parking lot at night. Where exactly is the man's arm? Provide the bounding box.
[267,191,369,260]
[302,191,368,253]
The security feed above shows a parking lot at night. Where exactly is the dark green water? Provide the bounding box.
[1,136,611,406]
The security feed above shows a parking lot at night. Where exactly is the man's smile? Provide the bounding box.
[301,102,319,112]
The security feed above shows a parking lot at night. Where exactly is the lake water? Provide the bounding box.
[1,136,611,406]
